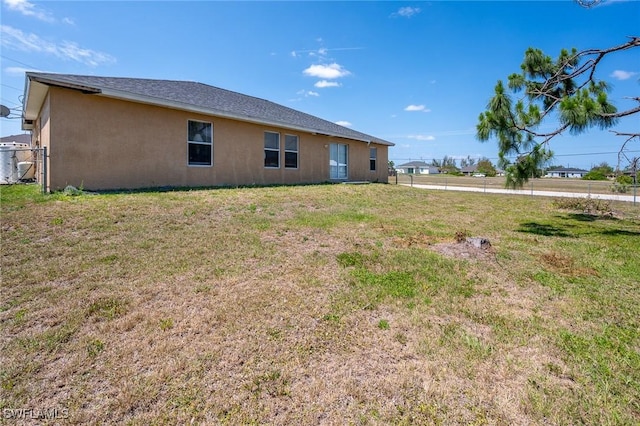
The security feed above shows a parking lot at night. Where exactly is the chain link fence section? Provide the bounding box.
[0,145,46,193]
[395,173,638,204]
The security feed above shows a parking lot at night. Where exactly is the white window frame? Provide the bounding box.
[329,143,348,180]
[284,134,299,169]
[264,131,280,168]
[187,120,213,167]
[370,147,377,172]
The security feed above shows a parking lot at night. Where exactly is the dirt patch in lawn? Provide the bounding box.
[430,238,496,262]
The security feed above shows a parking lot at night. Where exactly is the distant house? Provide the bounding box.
[396,161,440,175]
[21,72,394,191]
[545,167,589,178]
[460,165,478,176]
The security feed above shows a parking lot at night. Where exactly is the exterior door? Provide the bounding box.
[329,143,348,180]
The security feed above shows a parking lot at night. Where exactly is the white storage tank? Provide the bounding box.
[18,161,36,180]
[0,142,31,183]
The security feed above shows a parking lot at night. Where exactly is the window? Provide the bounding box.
[284,135,298,169]
[329,143,348,179]
[370,147,377,171]
[264,131,280,168]
[188,120,212,166]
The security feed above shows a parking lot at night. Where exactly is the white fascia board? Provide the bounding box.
[23,79,49,121]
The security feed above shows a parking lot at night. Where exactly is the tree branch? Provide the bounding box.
[542,37,640,93]
[601,105,640,119]
[477,37,640,188]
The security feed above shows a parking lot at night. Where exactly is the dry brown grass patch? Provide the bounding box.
[540,251,599,277]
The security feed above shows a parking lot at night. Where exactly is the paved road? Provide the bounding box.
[402,183,638,203]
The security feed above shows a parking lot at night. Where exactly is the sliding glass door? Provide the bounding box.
[329,143,348,180]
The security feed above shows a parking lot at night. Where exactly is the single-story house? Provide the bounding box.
[22,72,394,191]
[460,165,478,176]
[396,161,439,175]
[544,167,589,178]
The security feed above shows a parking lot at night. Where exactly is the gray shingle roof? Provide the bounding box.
[460,165,478,173]
[397,161,430,168]
[25,72,393,146]
[547,167,588,173]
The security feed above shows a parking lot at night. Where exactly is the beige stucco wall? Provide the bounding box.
[32,93,51,190]
[43,87,389,191]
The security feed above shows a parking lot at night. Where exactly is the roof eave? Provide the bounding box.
[22,77,47,130]
[23,73,103,130]
[22,73,394,146]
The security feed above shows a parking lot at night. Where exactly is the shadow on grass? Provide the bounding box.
[517,222,572,237]
[520,214,638,238]
[561,213,619,222]
[556,214,640,237]
[600,229,640,237]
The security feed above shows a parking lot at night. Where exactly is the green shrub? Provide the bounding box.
[552,197,612,215]
[611,175,633,193]
[582,170,607,181]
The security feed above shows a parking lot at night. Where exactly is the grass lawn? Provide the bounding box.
[1,183,639,425]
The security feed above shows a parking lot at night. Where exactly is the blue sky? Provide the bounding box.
[1,0,638,170]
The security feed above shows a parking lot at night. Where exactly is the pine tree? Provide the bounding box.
[477,37,639,188]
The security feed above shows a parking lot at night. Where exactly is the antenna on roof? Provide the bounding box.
[0,105,10,118]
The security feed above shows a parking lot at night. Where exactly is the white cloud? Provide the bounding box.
[408,134,436,141]
[391,6,421,18]
[4,65,40,75]
[0,25,43,52]
[291,46,364,58]
[3,0,53,22]
[3,0,74,24]
[303,63,351,79]
[314,80,340,88]
[296,89,319,98]
[592,0,634,8]
[58,41,116,66]
[610,70,638,80]
[335,121,352,127]
[0,25,116,66]
[404,104,431,112]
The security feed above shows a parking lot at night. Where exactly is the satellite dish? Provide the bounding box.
[0,105,10,118]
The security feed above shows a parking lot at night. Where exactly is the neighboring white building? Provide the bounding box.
[396,161,440,174]
[545,167,589,178]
